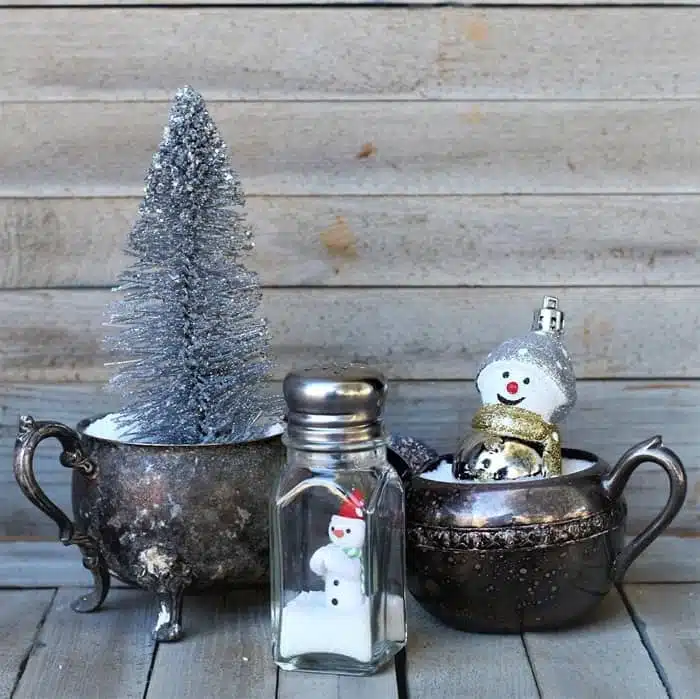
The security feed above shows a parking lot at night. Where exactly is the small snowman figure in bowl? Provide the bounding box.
[454,296,577,481]
[310,489,366,609]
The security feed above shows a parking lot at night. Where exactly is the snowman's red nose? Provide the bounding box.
[506,381,519,395]
[332,528,345,538]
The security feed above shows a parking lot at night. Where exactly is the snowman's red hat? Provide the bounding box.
[337,489,365,519]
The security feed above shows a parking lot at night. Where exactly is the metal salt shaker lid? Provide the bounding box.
[282,365,388,448]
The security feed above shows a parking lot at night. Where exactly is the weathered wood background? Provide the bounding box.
[1,2,699,567]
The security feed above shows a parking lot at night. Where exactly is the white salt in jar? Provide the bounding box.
[270,365,407,676]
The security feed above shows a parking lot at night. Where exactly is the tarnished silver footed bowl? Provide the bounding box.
[13,414,285,641]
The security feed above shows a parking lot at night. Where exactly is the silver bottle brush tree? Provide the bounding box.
[105,85,282,444]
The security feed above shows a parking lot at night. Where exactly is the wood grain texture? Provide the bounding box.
[624,583,700,697]
[406,596,539,698]
[0,380,118,443]
[5,101,700,197]
[4,1,700,6]
[1,537,696,591]
[3,8,700,101]
[524,589,666,698]
[0,542,131,588]
[3,195,700,289]
[146,590,276,699]
[12,587,154,699]
[1,380,698,539]
[277,665,398,699]
[624,536,700,583]
[1,288,699,383]
[0,488,75,541]
[0,590,54,697]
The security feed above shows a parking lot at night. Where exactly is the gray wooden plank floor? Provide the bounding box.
[624,584,700,698]
[147,590,276,699]
[277,664,399,699]
[0,590,54,698]
[11,588,155,699]
[406,596,539,699]
[1,573,697,697]
[3,536,698,588]
[524,590,667,698]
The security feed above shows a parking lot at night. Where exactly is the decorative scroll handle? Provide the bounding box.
[602,435,687,582]
[13,415,110,612]
[14,415,96,544]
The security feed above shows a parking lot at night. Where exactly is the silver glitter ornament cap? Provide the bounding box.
[283,365,388,449]
[476,296,577,422]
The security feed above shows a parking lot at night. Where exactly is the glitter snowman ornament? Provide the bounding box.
[454,296,577,481]
[309,490,367,609]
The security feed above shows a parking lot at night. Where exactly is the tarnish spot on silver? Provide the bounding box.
[139,546,175,577]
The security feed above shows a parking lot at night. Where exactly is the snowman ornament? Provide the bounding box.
[454,296,577,481]
[309,489,367,609]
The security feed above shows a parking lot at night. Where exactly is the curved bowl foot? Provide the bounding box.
[71,547,111,613]
[153,621,183,642]
[72,588,107,613]
[152,588,185,642]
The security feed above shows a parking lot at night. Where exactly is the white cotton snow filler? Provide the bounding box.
[84,413,283,444]
[84,414,141,441]
[278,592,405,663]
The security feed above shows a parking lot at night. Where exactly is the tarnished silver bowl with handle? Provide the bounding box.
[405,437,687,632]
[13,413,285,641]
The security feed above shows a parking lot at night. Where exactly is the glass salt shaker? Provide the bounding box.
[270,365,407,676]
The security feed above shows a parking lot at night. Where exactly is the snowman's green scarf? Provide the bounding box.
[341,546,365,589]
[471,404,562,476]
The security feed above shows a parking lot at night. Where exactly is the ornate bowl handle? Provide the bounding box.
[602,435,687,582]
[13,415,110,612]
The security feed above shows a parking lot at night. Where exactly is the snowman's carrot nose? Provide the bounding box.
[333,529,345,538]
[506,381,519,395]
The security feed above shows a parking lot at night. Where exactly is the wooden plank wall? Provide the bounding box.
[1,3,699,555]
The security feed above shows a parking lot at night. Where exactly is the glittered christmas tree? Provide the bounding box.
[105,86,282,445]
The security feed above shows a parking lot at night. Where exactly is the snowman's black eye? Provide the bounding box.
[346,528,351,534]
[524,377,530,384]
[502,371,510,379]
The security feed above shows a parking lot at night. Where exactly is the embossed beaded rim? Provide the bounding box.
[407,505,626,551]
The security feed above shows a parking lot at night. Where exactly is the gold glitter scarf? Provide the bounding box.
[471,404,562,476]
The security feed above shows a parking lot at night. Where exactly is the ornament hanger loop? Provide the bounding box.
[532,295,565,335]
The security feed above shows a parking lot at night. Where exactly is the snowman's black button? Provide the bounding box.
[333,580,339,586]
[331,598,338,606]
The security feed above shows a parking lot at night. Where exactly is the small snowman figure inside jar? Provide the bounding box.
[309,489,367,609]
[454,296,577,481]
